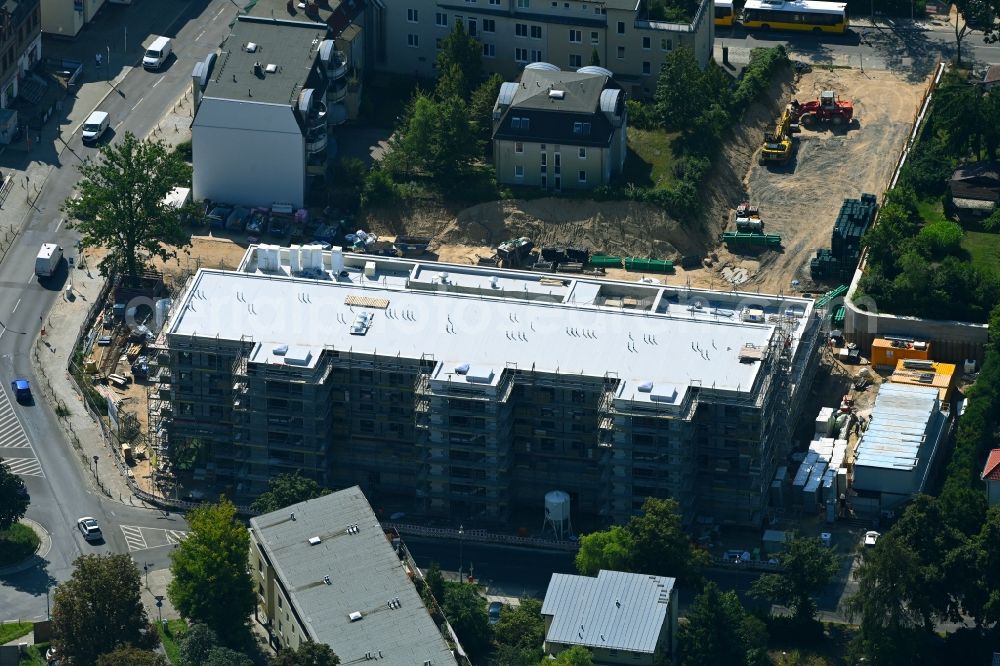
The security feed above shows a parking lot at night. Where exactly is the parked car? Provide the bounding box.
[10,378,31,404]
[77,517,102,542]
[488,601,503,625]
[863,531,880,547]
[206,205,232,230]
[226,206,251,232]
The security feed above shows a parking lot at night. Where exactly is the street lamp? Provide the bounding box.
[93,455,100,485]
[106,45,111,81]
[458,524,464,584]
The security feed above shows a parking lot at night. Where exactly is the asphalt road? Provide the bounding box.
[0,0,239,622]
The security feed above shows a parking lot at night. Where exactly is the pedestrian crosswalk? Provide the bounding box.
[120,525,188,552]
[0,385,43,478]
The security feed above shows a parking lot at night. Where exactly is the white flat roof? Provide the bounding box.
[167,249,816,400]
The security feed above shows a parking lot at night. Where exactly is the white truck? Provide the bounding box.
[35,243,62,277]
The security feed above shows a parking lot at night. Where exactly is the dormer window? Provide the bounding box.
[573,122,591,135]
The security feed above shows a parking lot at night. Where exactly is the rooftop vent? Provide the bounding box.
[549,89,565,99]
[637,381,653,393]
[265,63,277,73]
[349,611,363,622]
[387,597,402,609]
[350,312,373,336]
[308,536,321,546]
[272,344,289,356]
[323,575,331,585]
[345,524,360,534]
[245,42,258,53]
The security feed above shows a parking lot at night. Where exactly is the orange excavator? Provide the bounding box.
[759,104,793,165]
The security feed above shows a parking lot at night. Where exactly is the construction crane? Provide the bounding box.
[759,104,793,165]
[790,90,854,128]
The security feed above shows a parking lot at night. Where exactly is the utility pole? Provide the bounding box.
[458,524,464,583]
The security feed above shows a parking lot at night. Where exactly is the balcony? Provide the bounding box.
[328,52,348,81]
[328,78,347,104]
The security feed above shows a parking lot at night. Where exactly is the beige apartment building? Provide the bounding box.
[377,0,714,98]
[40,0,105,37]
[492,65,626,190]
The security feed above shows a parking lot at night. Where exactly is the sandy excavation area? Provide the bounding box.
[721,67,930,295]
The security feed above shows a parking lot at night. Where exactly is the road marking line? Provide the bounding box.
[0,389,43,478]
[151,78,163,89]
[55,218,64,232]
[133,97,144,110]
[11,298,19,314]
[25,275,33,284]
[215,5,226,18]
[120,525,148,551]
[195,29,206,41]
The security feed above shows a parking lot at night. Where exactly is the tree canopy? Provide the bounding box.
[267,641,341,666]
[749,535,839,624]
[96,646,168,666]
[575,497,707,584]
[441,582,492,663]
[546,645,595,665]
[654,48,710,133]
[177,622,254,666]
[468,74,504,146]
[250,472,330,514]
[679,582,768,666]
[0,459,28,530]
[168,499,254,646]
[383,93,478,185]
[493,598,545,665]
[63,132,191,286]
[434,19,482,101]
[52,554,156,665]
[951,0,1000,66]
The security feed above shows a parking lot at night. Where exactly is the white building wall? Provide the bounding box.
[41,0,105,36]
[192,99,306,208]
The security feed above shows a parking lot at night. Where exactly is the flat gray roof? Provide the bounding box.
[205,17,327,106]
[542,570,675,653]
[165,248,815,402]
[249,487,456,665]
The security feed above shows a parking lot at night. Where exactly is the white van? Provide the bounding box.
[81,111,109,144]
[143,36,172,71]
[35,243,63,277]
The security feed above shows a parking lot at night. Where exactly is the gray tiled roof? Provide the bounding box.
[204,18,327,106]
[249,487,456,666]
[541,570,675,653]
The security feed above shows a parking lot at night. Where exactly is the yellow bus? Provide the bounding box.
[741,0,848,33]
[714,0,736,26]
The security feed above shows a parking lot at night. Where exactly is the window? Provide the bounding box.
[468,18,477,36]
[642,36,650,49]
[572,122,591,135]
[541,153,547,165]
[541,175,547,187]
[435,12,448,26]
[515,165,524,178]
[617,45,625,59]
[662,38,672,50]
[483,18,495,31]
[515,47,528,62]
[531,49,543,61]
[518,0,530,6]
[531,25,542,39]
[407,33,419,47]
[483,42,495,57]
[569,54,582,67]
[489,0,500,5]
[617,20,625,33]
[515,142,524,153]
[595,6,606,13]
[515,23,528,37]
[591,31,599,44]
[578,170,587,183]
[407,8,418,22]
[569,29,581,43]
[578,147,587,158]
[642,61,651,74]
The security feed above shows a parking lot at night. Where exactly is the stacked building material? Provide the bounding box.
[810,193,877,281]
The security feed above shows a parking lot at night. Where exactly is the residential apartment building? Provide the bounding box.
[542,570,678,664]
[191,16,347,209]
[377,0,714,98]
[492,65,626,190]
[39,0,101,37]
[249,486,457,664]
[153,246,821,529]
[0,0,41,108]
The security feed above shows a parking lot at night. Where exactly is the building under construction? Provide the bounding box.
[149,246,822,528]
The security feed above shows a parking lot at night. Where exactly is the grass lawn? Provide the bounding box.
[962,231,1000,276]
[915,198,949,225]
[0,622,32,645]
[621,129,680,189]
[18,641,48,665]
[156,619,188,664]
[0,523,40,567]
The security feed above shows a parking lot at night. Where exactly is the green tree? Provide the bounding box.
[861,201,919,271]
[441,583,492,663]
[179,624,221,666]
[468,73,505,146]
[203,647,255,666]
[52,554,156,665]
[590,48,601,66]
[654,48,708,132]
[168,499,254,647]
[951,0,1000,67]
[251,472,330,514]
[0,459,28,529]
[96,647,169,666]
[574,525,634,575]
[435,19,482,100]
[268,641,341,666]
[63,132,191,287]
[425,562,446,602]
[385,93,478,184]
[749,536,839,624]
[627,497,708,584]
[679,582,768,666]
[547,645,595,665]
[493,598,545,665]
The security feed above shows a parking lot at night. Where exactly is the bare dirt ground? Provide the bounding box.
[719,67,930,295]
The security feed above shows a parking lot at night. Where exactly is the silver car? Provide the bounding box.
[77,517,102,542]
